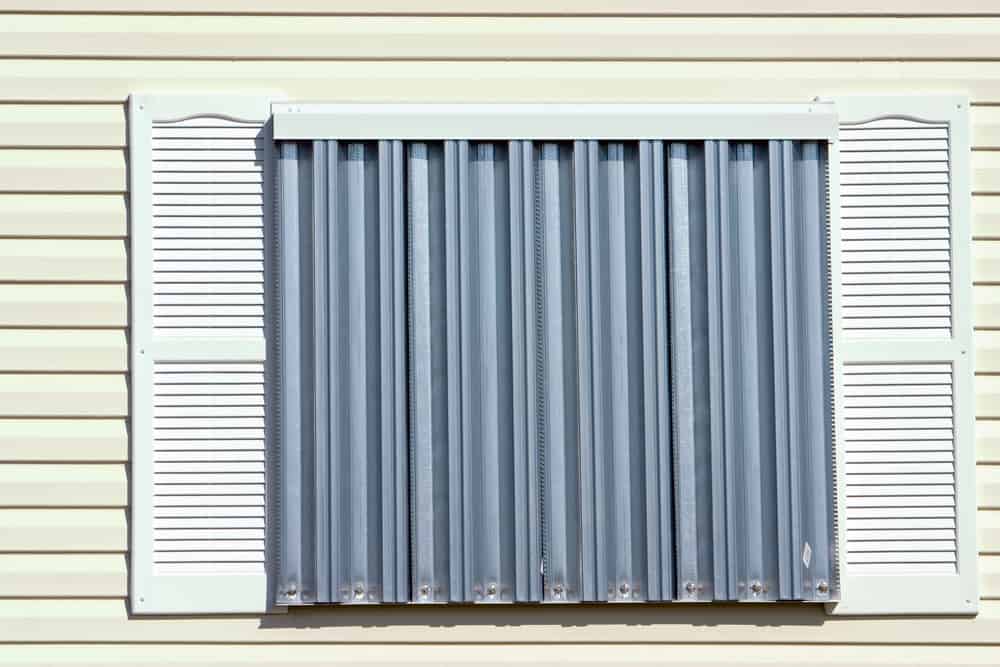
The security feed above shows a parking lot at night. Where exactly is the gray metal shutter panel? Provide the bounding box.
[669,141,834,602]
[276,140,409,604]
[278,138,833,605]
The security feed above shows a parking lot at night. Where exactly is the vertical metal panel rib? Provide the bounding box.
[534,142,581,602]
[277,141,310,605]
[311,141,330,604]
[575,141,659,602]
[786,141,834,600]
[639,141,673,602]
[509,141,542,602]
[407,141,451,603]
[379,140,408,602]
[457,142,517,601]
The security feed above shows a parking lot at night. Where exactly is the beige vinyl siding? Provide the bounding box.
[0,4,999,665]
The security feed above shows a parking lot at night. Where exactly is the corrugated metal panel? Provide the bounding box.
[670,141,834,602]
[278,138,831,604]
[276,141,408,604]
[839,118,952,338]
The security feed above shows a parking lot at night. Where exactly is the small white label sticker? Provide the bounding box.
[802,542,813,569]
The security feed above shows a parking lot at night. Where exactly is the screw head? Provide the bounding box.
[685,581,697,595]
[419,584,431,599]
[619,582,630,596]
[551,583,564,599]
[750,580,763,595]
[816,580,829,595]
[353,583,365,600]
[486,582,497,597]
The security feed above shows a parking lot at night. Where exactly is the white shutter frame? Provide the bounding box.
[827,95,978,615]
[130,93,281,614]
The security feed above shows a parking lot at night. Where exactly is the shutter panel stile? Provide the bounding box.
[829,96,977,615]
[130,94,278,614]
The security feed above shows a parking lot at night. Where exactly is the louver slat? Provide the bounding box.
[839,118,952,338]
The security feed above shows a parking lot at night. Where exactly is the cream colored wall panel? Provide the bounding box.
[0,554,126,598]
[976,332,1000,372]
[0,375,126,417]
[983,555,1000,598]
[975,287,1000,328]
[0,149,125,193]
[4,643,1000,666]
[0,419,127,462]
[974,195,1000,238]
[0,239,126,282]
[0,509,125,552]
[982,510,1000,552]
[0,285,126,328]
[974,240,1000,283]
[979,420,1000,464]
[2,1,998,14]
[0,464,126,507]
[7,16,1000,60]
[0,330,126,372]
[976,376,1000,418]
[0,195,126,238]
[9,61,1000,104]
[1,599,1000,645]
[0,105,124,148]
[980,466,1000,509]
[974,150,1000,193]
[973,107,1000,149]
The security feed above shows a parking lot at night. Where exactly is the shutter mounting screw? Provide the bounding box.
[353,583,365,600]
[685,581,697,596]
[817,580,829,595]
[419,584,431,599]
[486,582,497,598]
[750,580,763,595]
[619,582,630,597]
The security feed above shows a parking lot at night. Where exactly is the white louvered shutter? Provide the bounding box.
[130,94,278,614]
[830,96,978,614]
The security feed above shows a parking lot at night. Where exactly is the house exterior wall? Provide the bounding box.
[0,3,998,664]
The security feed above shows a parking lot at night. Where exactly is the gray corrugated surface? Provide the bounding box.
[277,138,833,604]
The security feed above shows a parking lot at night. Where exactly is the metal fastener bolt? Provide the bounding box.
[816,580,829,595]
[353,583,365,600]
[750,580,763,595]
[619,582,630,596]
[552,584,564,598]
[486,583,497,597]
[685,581,697,595]
[286,584,298,599]
[419,584,431,599]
